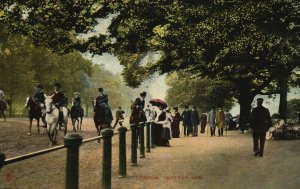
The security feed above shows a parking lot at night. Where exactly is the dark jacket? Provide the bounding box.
[34,90,45,103]
[250,106,272,132]
[51,91,65,107]
[73,96,81,107]
[191,109,200,125]
[134,97,145,110]
[96,93,108,106]
[181,109,192,126]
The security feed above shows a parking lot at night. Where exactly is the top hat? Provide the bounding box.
[36,84,43,89]
[98,88,104,92]
[257,98,264,102]
[54,82,61,88]
[140,91,147,97]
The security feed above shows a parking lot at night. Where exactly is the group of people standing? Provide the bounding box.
[167,105,226,138]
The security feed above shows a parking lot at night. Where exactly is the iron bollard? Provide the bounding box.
[64,134,83,189]
[118,127,127,178]
[146,122,151,153]
[130,124,138,166]
[151,122,156,148]
[101,128,114,189]
[139,122,145,158]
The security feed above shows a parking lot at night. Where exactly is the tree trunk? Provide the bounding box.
[278,70,288,121]
[85,104,89,117]
[9,94,13,117]
[238,90,255,133]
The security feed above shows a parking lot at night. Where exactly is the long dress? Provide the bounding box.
[200,113,207,133]
[155,111,172,146]
[172,111,181,138]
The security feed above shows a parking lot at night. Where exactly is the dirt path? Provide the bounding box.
[0,118,299,189]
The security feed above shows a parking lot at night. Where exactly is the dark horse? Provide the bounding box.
[25,96,45,135]
[70,106,84,131]
[130,101,147,145]
[0,100,9,121]
[92,99,112,143]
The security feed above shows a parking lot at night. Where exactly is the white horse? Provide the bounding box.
[44,96,68,146]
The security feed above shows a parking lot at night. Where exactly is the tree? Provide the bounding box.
[287,99,300,123]
[2,1,300,128]
[165,71,236,112]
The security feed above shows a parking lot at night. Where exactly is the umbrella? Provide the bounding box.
[149,98,167,108]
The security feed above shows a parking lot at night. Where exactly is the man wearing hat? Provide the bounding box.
[51,82,66,123]
[72,92,81,107]
[113,106,125,129]
[34,84,46,106]
[95,87,113,123]
[250,98,272,157]
[181,105,192,137]
[133,91,147,122]
[33,84,46,126]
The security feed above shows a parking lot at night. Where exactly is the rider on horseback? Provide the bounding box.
[72,92,81,114]
[33,84,47,127]
[51,82,66,124]
[134,91,147,122]
[95,87,113,123]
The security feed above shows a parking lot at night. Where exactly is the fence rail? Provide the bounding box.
[0,122,154,189]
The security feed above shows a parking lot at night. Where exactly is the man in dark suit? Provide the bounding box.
[250,98,272,157]
[181,105,192,137]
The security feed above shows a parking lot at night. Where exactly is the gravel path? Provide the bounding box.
[0,118,299,189]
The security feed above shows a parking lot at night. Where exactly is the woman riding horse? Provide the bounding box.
[92,88,113,143]
[130,91,147,145]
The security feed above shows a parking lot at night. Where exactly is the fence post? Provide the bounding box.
[151,122,156,148]
[139,122,145,158]
[101,128,114,189]
[64,134,83,189]
[118,127,127,178]
[130,124,137,166]
[146,122,151,153]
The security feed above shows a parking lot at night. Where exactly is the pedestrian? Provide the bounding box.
[250,98,272,157]
[200,112,207,134]
[113,106,125,129]
[191,106,200,136]
[155,106,172,146]
[216,107,225,136]
[172,106,181,138]
[207,107,216,136]
[181,105,192,137]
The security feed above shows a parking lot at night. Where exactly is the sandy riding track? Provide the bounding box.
[0,118,300,189]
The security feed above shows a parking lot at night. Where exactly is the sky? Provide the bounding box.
[81,17,169,101]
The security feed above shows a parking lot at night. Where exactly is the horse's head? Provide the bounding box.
[44,96,53,113]
[25,96,30,108]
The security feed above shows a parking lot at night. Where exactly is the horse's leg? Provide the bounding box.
[80,117,83,130]
[3,111,6,122]
[51,124,58,146]
[72,118,76,132]
[28,118,33,135]
[37,118,40,134]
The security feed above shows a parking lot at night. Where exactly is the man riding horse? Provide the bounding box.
[51,82,66,125]
[33,84,46,127]
[0,87,6,110]
[71,92,81,113]
[95,87,113,124]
